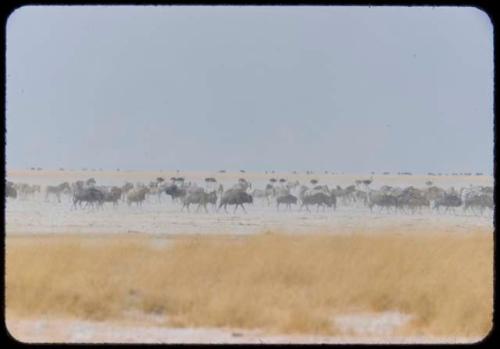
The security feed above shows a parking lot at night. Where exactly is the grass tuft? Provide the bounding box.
[6,230,492,337]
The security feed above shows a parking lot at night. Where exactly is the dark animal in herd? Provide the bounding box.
[218,189,253,213]
[300,192,337,212]
[433,194,462,213]
[276,194,298,211]
[164,184,186,202]
[182,190,217,212]
[73,187,105,209]
[6,181,17,198]
[127,187,149,206]
[104,187,122,206]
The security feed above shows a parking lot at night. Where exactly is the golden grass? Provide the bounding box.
[5,230,493,337]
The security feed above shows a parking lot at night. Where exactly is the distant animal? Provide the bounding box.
[232,179,252,192]
[45,182,71,203]
[217,184,224,196]
[148,181,167,203]
[286,180,300,191]
[71,180,85,194]
[15,183,40,199]
[276,194,298,211]
[463,193,493,215]
[204,177,217,190]
[6,181,17,199]
[218,189,253,213]
[252,188,270,204]
[164,184,186,202]
[353,189,368,206]
[181,190,217,213]
[300,192,336,212]
[121,182,134,199]
[396,187,430,213]
[103,187,122,207]
[362,179,373,186]
[425,186,446,202]
[433,193,462,213]
[252,185,275,205]
[332,185,356,205]
[72,187,105,209]
[127,187,149,206]
[367,191,398,213]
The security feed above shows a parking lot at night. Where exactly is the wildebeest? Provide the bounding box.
[103,187,122,207]
[6,181,17,199]
[276,193,298,211]
[425,186,446,202]
[398,195,430,213]
[218,189,253,213]
[127,187,150,206]
[181,190,217,212]
[433,193,462,213]
[367,190,398,213]
[463,193,493,215]
[300,191,336,212]
[164,184,187,202]
[71,180,85,194]
[396,187,430,213]
[72,187,105,209]
[45,182,71,203]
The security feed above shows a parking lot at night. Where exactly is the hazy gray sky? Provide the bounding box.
[6,6,493,174]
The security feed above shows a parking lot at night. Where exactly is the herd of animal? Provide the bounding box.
[5,176,494,216]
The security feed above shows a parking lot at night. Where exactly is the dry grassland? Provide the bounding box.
[5,230,493,337]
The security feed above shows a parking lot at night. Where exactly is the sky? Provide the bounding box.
[6,6,494,174]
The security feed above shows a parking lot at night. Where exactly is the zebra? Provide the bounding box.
[45,182,71,203]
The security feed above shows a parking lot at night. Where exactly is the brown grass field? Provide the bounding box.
[5,229,493,338]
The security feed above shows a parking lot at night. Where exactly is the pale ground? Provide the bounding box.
[4,169,494,344]
[6,315,480,344]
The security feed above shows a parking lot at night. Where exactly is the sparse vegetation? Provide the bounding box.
[6,230,492,338]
